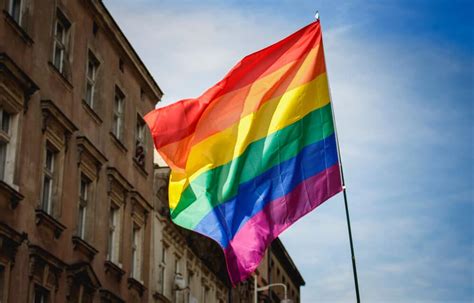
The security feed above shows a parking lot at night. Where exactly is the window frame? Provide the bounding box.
[8,0,23,25]
[158,242,168,295]
[33,284,50,303]
[52,10,71,75]
[0,109,11,181]
[41,144,57,215]
[0,264,5,303]
[84,51,100,109]
[107,201,123,266]
[112,87,125,141]
[134,115,146,167]
[77,174,91,239]
[131,223,143,281]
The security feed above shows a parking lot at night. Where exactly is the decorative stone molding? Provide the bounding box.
[0,180,24,209]
[35,209,66,239]
[76,136,107,177]
[0,53,38,112]
[130,190,150,226]
[72,236,98,260]
[106,167,132,203]
[28,244,65,292]
[0,222,27,262]
[99,288,125,303]
[104,260,125,281]
[66,262,101,295]
[41,99,78,151]
[152,291,171,303]
[127,277,146,297]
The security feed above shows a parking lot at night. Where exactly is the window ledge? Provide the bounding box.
[72,236,98,260]
[3,10,34,45]
[133,158,148,177]
[81,99,103,125]
[128,277,146,297]
[48,61,73,90]
[152,292,171,303]
[35,209,66,239]
[104,260,125,281]
[109,132,127,153]
[0,180,24,209]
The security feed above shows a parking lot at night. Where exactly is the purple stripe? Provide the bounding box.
[223,164,342,285]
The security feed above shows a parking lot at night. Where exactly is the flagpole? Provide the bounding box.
[316,12,361,303]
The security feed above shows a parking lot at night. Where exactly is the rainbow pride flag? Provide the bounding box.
[145,20,343,285]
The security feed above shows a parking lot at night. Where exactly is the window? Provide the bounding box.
[201,286,209,303]
[85,52,99,108]
[119,58,124,72]
[174,256,181,275]
[8,0,22,25]
[69,282,93,303]
[34,285,49,303]
[131,224,143,281]
[0,109,11,181]
[77,175,90,239]
[107,205,120,264]
[41,146,56,214]
[112,88,124,140]
[0,265,5,303]
[185,270,193,303]
[52,11,70,74]
[92,21,98,35]
[134,116,146,167]
[158,244,167,294]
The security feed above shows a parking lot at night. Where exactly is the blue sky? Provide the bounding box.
[103,1,473,301]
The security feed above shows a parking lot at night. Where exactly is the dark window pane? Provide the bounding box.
[10,0,22,24]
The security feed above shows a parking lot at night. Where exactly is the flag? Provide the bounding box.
[145,20,343,285]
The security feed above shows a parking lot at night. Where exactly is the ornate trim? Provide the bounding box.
[0,180,24,209]
[72,236,98,260]
[104,260,125,281]
[0,222,27,262]
[28,244,66,291]
[0,53,38,112]
[66,262,101,290]
[77,135,107,175]
[127,277,146,297]
[35,209,66,239]
[99,288,125,303]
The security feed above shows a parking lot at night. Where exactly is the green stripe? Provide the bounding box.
[171,102,335,228]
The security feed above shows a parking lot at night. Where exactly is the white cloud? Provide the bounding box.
[105,1,473,302]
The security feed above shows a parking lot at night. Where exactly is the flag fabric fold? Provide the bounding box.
[145,20,343,285]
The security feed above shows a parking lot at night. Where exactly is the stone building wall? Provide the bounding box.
[0,0,162,302]
[151,165,305,303]
[0,0,305,301]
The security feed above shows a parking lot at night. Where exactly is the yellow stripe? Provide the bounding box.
[169,72,330,209]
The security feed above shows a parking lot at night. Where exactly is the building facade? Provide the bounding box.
[0,0,304,302]
[152,166,305,303]
[0,0,162,302]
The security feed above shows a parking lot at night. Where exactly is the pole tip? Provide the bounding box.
[315,11,320,20]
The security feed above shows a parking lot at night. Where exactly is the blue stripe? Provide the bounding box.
[193,134,338,248]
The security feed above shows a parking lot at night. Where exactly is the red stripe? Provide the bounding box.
[145,21,323,150]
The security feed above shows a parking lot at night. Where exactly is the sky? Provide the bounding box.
[103,1,473,302]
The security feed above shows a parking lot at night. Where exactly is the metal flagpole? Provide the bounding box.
[316,12,361,303]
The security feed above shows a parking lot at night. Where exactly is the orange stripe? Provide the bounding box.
[146,21,323,152]
[158,43,326,170]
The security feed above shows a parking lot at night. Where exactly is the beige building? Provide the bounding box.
[0,0,162,302]
[152,166,229,303]
[152,166,305,303]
